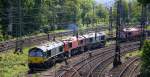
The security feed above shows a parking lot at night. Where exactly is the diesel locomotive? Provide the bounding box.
[28,27,142,70]
[28,32,106,70]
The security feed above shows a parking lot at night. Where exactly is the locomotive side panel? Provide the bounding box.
[71,40,79,49]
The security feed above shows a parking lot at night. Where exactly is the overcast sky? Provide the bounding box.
[95,0,114,3]
[95,0,114,7]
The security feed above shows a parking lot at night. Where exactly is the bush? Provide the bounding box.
[0,35,4,41]
[141,40,150,77]
[0,48,29,77]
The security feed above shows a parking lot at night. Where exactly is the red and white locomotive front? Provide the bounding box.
[62,36,79,57]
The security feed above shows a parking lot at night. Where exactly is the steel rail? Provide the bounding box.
[87,45,139,77]
[128,64,141,77]
[118,57,140,77]
[57,42,140,77]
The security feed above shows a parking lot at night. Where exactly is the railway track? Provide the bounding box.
[128,64,141,77]
[26,41,139,77]
[109,57,141,77]
[35,46,115,77]
[85,45,138,77]
[59,47,115,77]
[27,44,114,76]
[57,42,140,77]
[0,26,107,52]
[118,57,141,77]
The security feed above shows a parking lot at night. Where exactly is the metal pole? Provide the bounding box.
[92,2,97,40]
[128,0,131,25]
[109,7,113,36]
[15,0,23,54]
[140,4,146,50]
[8,1,13,34]
[113,0,122,67]
[74,7,78,39]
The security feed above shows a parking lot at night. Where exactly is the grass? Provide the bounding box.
[125,50,142,58]
[0,47,32,77]
[50,29,70,33]
[146,25,150,30]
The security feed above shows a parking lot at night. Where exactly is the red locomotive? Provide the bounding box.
[121,27,141,41]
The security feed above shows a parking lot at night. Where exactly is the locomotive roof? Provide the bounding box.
[97,32,105,36]
[83,33,95,38]
[36,41,63,51]
[123,28,140,32]
[62,36,76,42]
[31,32,106,52]
[83,32,105,38]
[78,35,85,40]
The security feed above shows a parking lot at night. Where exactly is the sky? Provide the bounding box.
[95,0,114,3]
[95,0,115,7]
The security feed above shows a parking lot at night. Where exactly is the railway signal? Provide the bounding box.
[113,0,122,67]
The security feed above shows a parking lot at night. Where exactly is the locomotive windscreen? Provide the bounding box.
[29,48,43,57]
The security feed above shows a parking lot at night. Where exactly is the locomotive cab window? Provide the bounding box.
[36,52,43,57]
[29,51,36,56]
[59,46,63,52]
[47,50,51,57]
[68,42,72,48]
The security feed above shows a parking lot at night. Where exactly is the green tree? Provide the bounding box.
[137,0,150,6]
[0,0,10,39]
[0,0,109,41]
[130,0,141,23]
[141,40,150,77]
[96,4,108,22]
